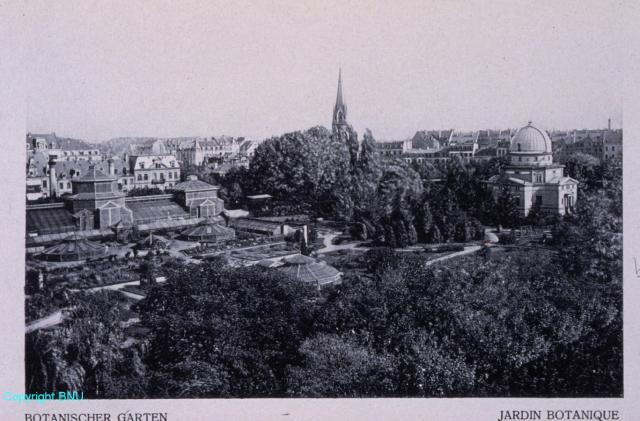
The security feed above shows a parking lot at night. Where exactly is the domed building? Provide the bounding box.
[179,221,235,243]
[488,122,578,216]
[39,234,106,262]
[276,254,342,290]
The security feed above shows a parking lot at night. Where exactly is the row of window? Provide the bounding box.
[61,150,99,156]
[515,155,551,162]
[136,171,179,181]
[138,161,177,169]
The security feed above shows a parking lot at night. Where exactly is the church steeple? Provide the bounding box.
[332,68,348,133]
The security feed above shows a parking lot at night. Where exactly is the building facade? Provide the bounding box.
[128,154,181,190]
[175,137,257,168]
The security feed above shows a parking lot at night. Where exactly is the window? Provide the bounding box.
[169,172,173,179]
[140,162,145,169]
[137,175,142,181]
[96,183,111,193]
[518,157,522,162]
[536,196,543,205]
[144,174,148,181]
[517,143,521,151]
[59,182,64,189]
[124,179,128,185]
[535,174,543,183]
[67,182,71,189]
[42,180,47,188]
[174,171,178,179]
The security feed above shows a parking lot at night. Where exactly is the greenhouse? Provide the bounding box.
[276,254,342,289]
[39,234,107,262]
[179,222,236,243]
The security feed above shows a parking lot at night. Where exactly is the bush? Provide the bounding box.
[498,231,516,244]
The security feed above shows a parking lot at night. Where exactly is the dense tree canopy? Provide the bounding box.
[137,259,318,397]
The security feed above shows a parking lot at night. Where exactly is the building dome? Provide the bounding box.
[277,254,341,288]
[179,221,235,243]
[39,234,106,262]
[510,122,552,154]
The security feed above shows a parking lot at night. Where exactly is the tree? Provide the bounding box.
[561,152,600,187]
[493,182,520,228]
[247,126,352,218]
[26,291,145,398]
[137,261,318,397]
[416,200,434,242]
[287,334,397,397]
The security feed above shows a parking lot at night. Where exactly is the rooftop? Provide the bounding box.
[171,176,219,192]
[27,207,76,235]
[277,255,341,285]
[126,198,190,223]
[510,122,553,154]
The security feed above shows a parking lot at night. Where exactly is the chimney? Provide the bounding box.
[303,225,308,248]
[108,158,115,176]
[48,155,58,198]
[608,118,611,131]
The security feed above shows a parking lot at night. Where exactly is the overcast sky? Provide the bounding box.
[25,0,624,141]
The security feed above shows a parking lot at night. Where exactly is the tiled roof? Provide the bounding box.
[27,154,129,178]
[76,166,115,182]
[171,178,218,192]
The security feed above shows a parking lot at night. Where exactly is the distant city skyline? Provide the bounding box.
[26,0,623,142]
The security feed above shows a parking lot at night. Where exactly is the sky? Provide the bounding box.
[25,0,625,142]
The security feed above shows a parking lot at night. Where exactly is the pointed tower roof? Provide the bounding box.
[332,67,348,133]
[335,67,345,109]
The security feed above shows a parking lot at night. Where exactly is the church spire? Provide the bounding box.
[332,67,348,134]
[336,67,345,109]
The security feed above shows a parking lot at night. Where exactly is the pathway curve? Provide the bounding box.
[26,310,64,333]
[425,245,482,266]
[314,231,367,254]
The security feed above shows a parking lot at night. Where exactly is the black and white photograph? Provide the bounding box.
[3,0,638,419]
